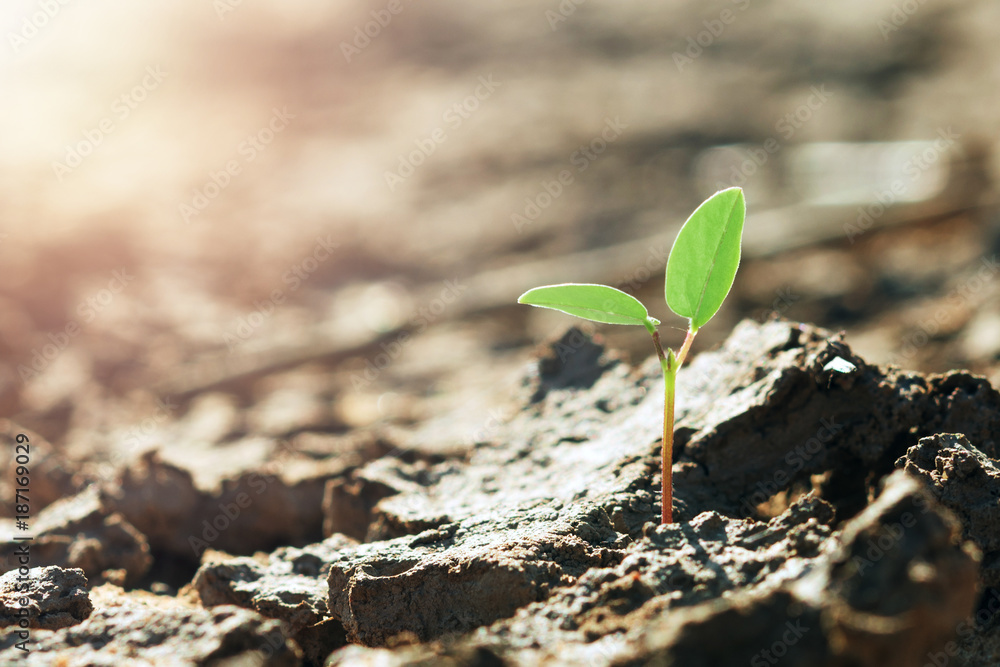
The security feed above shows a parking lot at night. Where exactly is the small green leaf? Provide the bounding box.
[665,187,745,330]
[518,283,659,327]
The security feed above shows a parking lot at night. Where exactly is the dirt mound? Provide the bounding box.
[9,319,1000,664]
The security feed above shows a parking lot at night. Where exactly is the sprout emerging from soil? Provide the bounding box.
[518,187,746,524]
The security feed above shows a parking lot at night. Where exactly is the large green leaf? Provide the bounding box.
[665,187,745,330]
[517,283,658,326]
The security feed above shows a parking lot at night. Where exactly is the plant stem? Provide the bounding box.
[662,354,676,524]
[676,327,697,365]
[645,319,667,365]
[644,321,698,525]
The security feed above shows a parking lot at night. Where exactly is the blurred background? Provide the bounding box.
[2,0,1000,488]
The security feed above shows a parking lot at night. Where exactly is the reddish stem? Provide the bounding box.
[662,360,675,524]
[646,321,697,525]
[676,328,697,366]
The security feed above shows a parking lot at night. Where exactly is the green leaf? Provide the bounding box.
[665,187,745,330]
[518,283,659,327]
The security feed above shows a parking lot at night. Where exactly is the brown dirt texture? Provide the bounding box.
[3,1,1000,665]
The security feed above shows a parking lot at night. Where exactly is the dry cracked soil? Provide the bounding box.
[6,319,1000,666]
[5,1,1000,665]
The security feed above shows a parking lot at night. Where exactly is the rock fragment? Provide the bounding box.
[326,472,979,667]
[0,566,91,630]
[1,488,150,586]
[896,432,1000,586]
[195,535,357,665]
[0,421,83,517]
[101,441,367,560]
[0,584,299,666]
[198,320,1000,663]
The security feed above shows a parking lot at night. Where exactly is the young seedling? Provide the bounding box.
[518,187,746,524]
